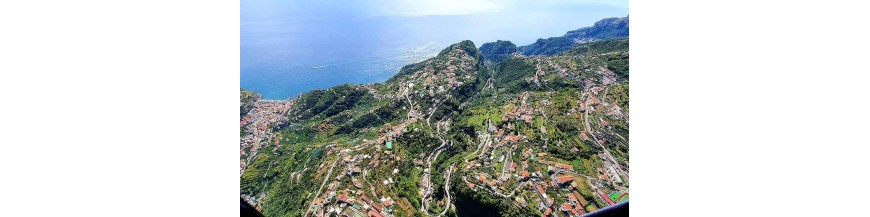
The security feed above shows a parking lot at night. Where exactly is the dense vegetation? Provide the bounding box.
[479,40,517,64]
[606,53,629,80]
[493,58,536,92]
[290,84,372,120]
[518,37,577,56]
[240,89,260,117]
[241,23,629,217]
[562,39,629,56]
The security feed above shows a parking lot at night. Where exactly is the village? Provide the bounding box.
[240,99,295,175]
[241,40,629,217]
[302,45,482,217]
[299,82,628,217]
[457,83,628,217]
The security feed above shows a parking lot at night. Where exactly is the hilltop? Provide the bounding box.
[479,40,518,65]
[240,33,629,216]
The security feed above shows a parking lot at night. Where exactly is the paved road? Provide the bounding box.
[437,164,456,216]
[465,132,490,163]
[584,97,628,180]
[306,154,342,216]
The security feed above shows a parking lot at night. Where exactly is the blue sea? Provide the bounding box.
[241,0,628,99]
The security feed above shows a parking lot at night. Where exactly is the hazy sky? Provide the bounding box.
[241,0,628,46]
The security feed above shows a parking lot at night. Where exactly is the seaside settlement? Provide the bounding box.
[240,39,629,217]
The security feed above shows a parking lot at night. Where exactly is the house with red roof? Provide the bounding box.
[368,210,384,217]
[560,203,573,213]
[361,194,371,205]
[555,175,573,186]
[337,194,348,204]
[574,206,586,215]
[567,193,579,204]
[535,184,547,200]
[555,163,574,171]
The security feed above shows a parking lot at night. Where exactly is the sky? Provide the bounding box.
[241,0,628,45]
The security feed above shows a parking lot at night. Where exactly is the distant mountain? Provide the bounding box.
[479,40,517,65]
[518,16,628,56]
[516,36,577,56]
[564,17,629,42]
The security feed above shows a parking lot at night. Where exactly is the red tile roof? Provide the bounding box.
[368,210,384,217]
[361,195,371,204]
[535,185,546,195]
[556,163,574,170]
[574,206,586,214]
[561,203,573,211]
[556,176,573,185]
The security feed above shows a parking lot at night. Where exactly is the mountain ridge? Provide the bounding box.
[240,25,629,217]
[518,16,628,56]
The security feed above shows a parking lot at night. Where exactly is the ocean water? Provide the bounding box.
[241,0,628,99]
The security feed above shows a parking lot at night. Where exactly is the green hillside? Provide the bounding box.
[240,38,629,217]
